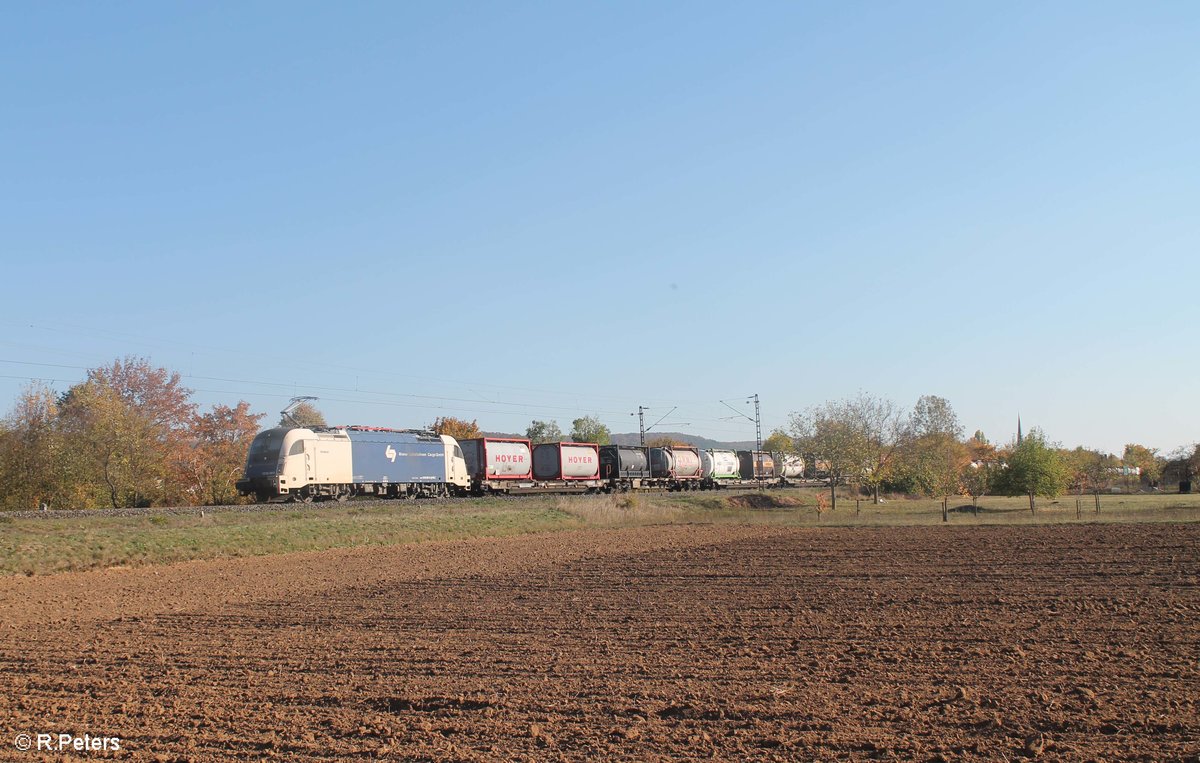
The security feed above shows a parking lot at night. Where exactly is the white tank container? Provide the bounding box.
[534,442,600,480]
[701,449,740,480]
[485,440,532,478]
[779,455,805,478]
[559,443,599,478]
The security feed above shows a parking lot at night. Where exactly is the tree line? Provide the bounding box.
[0,357,263,510]
[428,416,615,446]
[1,359,1195,511]
[784,392,1198,513]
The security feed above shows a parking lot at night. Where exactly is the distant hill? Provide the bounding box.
[482,431,757,450]
[610,432,757,450]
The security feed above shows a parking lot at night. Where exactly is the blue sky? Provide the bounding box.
[2,1,1197,455]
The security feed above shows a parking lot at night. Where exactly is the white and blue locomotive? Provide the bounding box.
[236,426,470,503]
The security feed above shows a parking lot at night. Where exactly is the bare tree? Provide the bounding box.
[790,392,906,507]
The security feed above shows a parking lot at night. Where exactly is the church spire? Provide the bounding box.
[1017,415,1023,444]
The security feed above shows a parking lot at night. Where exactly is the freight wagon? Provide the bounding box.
[458,437,535,494]
[700,448,741,488]
[738,450,776,480]
[532,442,603,492]
[649,446,703,489]
[777,454,806,482]
[599,444,652,490]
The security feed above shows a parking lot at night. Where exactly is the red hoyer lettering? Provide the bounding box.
[494,455,525,463]
[566,456,594,464]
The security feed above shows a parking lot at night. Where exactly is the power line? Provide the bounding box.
[0,322,718,406]
[0,369,766,438]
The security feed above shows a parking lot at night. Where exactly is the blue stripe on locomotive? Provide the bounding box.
[347,430,447,484]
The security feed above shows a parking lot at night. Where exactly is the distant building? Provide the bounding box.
[1106,466,1142,477]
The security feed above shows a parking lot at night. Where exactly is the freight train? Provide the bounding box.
[237,426,803,503]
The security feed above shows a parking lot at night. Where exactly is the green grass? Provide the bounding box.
[1,490,1197,577]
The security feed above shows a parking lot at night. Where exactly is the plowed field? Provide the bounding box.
[2,523,1197,761]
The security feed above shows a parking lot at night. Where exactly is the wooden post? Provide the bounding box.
[1076,499,1081,519]
[942,497,948,523]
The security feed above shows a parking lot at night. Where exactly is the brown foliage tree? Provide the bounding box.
[1122,443,1163,488]
[59,357,197,508]
[181,402,266,505]
[430,416,481,441]
[646,436,690,447]
[0,383,74,510]
[281,401,326,428]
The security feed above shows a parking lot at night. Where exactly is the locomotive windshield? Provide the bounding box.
[244,429,286,477]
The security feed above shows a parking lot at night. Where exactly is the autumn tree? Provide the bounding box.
[763,430,793,457]
[1061,447,1115,496]
[1164,443,1199,491]
[570,415,610,445]
[281,401,326,428]
[893,434,967,499]
[646,435,690,447]
[526,419,562,444]
[994,428,1069,514]
[181,402,265,505]
[909,395,963,441]
[0,383,76,510]
[430,416,481,441]
[1121,443,1163,489]
[959,437,998,507]
[790,401,869,511]
[890,395,966,498]
[58,357,197,508]
[793,392,904,504]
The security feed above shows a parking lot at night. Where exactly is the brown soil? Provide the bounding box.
[1,524,1197,761]
[725,494,804,509]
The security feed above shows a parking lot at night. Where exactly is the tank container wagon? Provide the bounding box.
[237,426,469,502]
[531,442,603,492]
[737,450,776,481]
[699,449,741,489]
[777,454,806,485]
[459,437,536,494]
[649,446,703,490]
[598,445,654,491]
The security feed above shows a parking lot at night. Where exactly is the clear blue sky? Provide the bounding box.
[2,1,1197,456]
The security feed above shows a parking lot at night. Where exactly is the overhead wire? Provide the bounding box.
[0,361,766,438]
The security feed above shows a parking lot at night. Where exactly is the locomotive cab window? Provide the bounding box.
[454,445,463,459]
[289,441,305,456]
